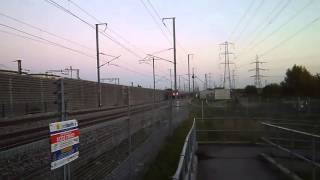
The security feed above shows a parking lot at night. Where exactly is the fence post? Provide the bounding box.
[56,78,71,180]
[40,79,45,112]
[44,102,47,112]
[152,86,155,130]
[25,103,29,115]
[201,100,204,121]
[1,104,5,118]
[127,86,133,180]
[290,131,295,176]
[169,91,173,135]
[312,137,316,180]
[9,77,13,117]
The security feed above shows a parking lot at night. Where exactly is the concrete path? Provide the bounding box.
[197,144,288,180]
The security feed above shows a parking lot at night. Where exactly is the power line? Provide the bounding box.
[68,0,100,23]
[45,0,94,27]
[44,0,144,59]
[244,0,314,52]
[0,26,154,80]
[68,0,148,55]
[143,0,189,57]
[150,48,173,55]
[69,0,178,77]
[0,23,96,59]
[146,0,162,20]
[0,29,57,46]
[111,63,151,77]
[261,16,320,56]
[139,0,172,44]
[0,12,95,51]
[245,0,292,47]
[228,0,255,41]
[234,0,265,43]
[0,62,10,69]
[143,0,189,60]
[150,1,188,56]
[236,62,251,69]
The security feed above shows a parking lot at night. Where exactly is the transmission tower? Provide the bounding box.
[204,73,208,90]
[232,69,237,89]
[249,55,267,88]
[208,73,212,89]
[219,41,234,89]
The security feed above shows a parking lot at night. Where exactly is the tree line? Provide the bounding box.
[245,65,320,98]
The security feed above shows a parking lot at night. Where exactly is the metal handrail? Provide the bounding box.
[172,118,196,180]
[261,122,320,138]
[261,122,320,180]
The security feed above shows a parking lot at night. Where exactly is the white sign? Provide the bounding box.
[50,119,79,170]
[214,89,231,100]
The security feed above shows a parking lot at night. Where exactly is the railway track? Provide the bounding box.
[0,101,169,151]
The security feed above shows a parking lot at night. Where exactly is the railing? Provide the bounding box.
[261,122,320,180]
[195,117,261,144]
[172,118,197,180]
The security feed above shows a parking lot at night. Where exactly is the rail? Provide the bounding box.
[172,118,197,180]
[261,122,320,180]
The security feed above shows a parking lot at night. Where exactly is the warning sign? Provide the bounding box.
[49,120,79,170]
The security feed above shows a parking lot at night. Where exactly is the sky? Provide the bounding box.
[0,0,319,89]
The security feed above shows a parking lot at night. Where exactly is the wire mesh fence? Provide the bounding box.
[0,72,190,180]
[195,117,262,144]
[194,98,320,180]
[196,97,320,119]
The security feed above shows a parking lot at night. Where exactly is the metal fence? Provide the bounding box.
[261,122,320,180]
[0,98,173,180]
[0,72,191,180]
[188,100,320,180]
[193,97,320,119]
[195,117,262,144]
[172,118,197,180]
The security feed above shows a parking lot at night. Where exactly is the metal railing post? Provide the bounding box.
[172,119,196,180]
[290,131,295,176]
[261,122,320,179]
[169,93,173,135]
[312,137,316,180]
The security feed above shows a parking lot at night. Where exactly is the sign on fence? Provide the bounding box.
[49,119,79,170]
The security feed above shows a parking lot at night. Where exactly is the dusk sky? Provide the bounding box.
[0,0,319,89]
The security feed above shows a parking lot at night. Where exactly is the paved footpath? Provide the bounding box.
[197,144,289,180]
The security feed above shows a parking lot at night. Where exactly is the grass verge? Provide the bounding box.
[142,109,197,180]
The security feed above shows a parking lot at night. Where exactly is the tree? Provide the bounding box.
[281,65,314,97]
[262,83,282,97]
[244,85,257,95]
[314,73,320,97]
